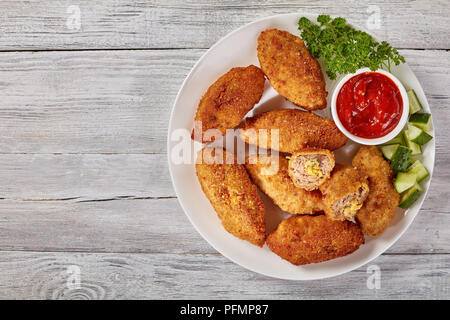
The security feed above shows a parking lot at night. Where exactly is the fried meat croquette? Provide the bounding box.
[192,65,265,142]
[239,109,347,153]
[352,146,400,236]
[319,164,369,221]
[288,148,335,191]
[245,154,323,215]
[196,147,266,247]
[266,215,364,265]
[257,29,327,110]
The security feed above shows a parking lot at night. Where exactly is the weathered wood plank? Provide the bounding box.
[0,49,448,154]
[0,197,447,254]
[0,198,211,254]
[0,154,173,200]
[0,49,201,154]
[0,0,448,50]
[0,250,447,299]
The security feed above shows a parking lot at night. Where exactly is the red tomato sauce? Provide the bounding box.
[337,72,403,139]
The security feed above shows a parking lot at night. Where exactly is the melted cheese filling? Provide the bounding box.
[343,200,363,215]
[304,159,323,177]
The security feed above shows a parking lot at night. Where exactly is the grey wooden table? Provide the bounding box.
[0,0,448,299]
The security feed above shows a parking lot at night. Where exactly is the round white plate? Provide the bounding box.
[167,13,435,280]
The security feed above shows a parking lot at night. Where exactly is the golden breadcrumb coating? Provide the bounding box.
[240,109,347,153]
[257,29,327,110]
[352,146,400,236]
[319,164,369,221]
[192,65,265,142]
[196,147,266,247]
[267,215,364,265]
[288,148,335,191]
[245,154,323,215]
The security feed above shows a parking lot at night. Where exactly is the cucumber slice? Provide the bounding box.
[380,144,399,160]
[381,133,405,146]
[395,172,417,193]
[409,113,432,132]
[395,160,429,193]
[407,89,423,114]
[405,124,433,145]
[399,182,423,209]
[403,131,422,155]
[408,160,429,182]
[390,145,412,172]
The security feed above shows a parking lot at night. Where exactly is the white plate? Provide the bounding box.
[167,13,435,280]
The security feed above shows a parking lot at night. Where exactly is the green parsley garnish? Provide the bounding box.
[298,15,405,80]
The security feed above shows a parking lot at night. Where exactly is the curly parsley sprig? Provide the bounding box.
[298,15,405,80]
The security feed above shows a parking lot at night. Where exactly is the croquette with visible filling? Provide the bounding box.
[319,164,369,221]
[288,148,335,191]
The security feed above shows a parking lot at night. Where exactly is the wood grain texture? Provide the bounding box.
[0,154,173,199]
[0,0,448,50]
[0,49,201,154]
[0,199,211,254]
[0,251,447,299]
[0,49,448,154]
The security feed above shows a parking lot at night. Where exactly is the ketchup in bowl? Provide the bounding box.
[336,72,403,139]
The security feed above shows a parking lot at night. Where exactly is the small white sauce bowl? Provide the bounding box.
[330,68,409,145]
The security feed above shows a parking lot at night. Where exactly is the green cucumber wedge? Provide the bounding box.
[394,160,429,193]
[407,89,423,114]
[407,160,429,182]
[399,182,423,209]
[409,113,432,132]
[403,131,422,155]
[405,124,432,145]
[380,144,399,160]
[389,145,412,172]
[381,133,405,146]
[395,171,417,193]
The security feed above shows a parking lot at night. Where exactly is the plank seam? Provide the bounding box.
[0,48,447,54]
[0,249,446,256]
[0,196,177,202]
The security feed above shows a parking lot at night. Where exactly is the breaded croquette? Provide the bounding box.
[192,65,265,142]
[352,146,400,236]
[196,147,266,247]
[239,109,347,153]
[257,29,327,110]
[288,148,335,191]
[319,164,369,221]
[245,154,323,215]
[266,215,365,265]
